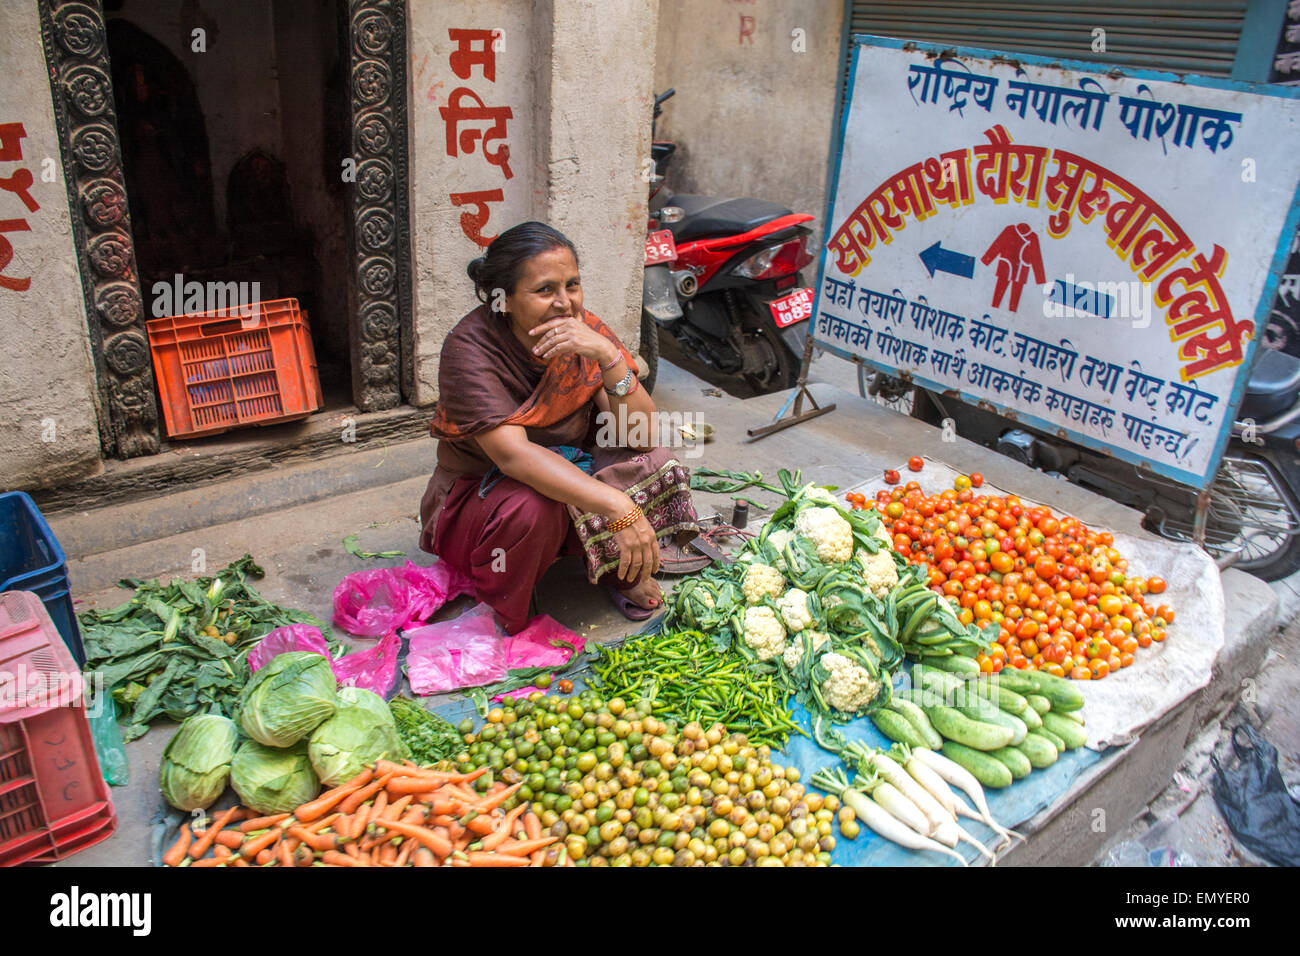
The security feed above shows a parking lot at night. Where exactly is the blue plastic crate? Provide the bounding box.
[0,491,84,667]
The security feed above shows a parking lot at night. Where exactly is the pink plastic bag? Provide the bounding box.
[248,624,331,672]
[495,615,586,700]
[249,625,403,699]
[332,560,475,636]
[334,632,402,698]
[406,604,508,696]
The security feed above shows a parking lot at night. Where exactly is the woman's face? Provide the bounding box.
[505,246,583,334]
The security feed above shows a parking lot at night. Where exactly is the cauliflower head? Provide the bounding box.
[803,486,839,506]
[794,507,853,565]
[741,605,787,660]
[819,651,881,714]
[742,562,786,605]
[776,588,814,633]
[764,528,795,572]
[856,546,899,598]
[781,629,830,669]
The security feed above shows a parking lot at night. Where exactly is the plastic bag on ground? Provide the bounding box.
[333,632,403,700]
[406,603,508,696]
[89,696,129,786]
[249,625,403,699]
[333,560,475,636]
[494,615,587,699]
[248,624,331,673]
[1211,723,1300,867]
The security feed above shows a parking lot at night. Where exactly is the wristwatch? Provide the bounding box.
[605,367,636,397]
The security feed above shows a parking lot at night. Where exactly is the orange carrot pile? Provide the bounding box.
[162,762,561,868]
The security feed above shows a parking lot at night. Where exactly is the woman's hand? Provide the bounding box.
[530,315,620,365]
[611,507,661,584]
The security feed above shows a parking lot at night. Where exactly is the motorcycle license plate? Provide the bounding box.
[769,287,814,328]
[645,229,677,266]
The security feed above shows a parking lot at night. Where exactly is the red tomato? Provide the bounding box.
[969,473,984,488]
[907,456,924,472]
[883,469,900,485]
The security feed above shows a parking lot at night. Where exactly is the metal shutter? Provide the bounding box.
[840,1,1249,116]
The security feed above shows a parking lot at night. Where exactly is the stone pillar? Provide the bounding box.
[535,0,659,353]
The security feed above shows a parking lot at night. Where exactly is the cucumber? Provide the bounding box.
[984,667,1086,712]
[924,654,983,677]
[941,741,1013,789]
[965,706,1028,746]
[1041,712,1088,750]
[1060,708,1085,725]
[1017,703,1043,730]
[983,681,1030,716]
[988,746,1033,780]
[885,698,944,749]
[913,667,968,709]
[1015,732,1059,769]
[925,705,1015,751]
[871,708,928,748]
[1025,694,1052,716]
[1034,726,1066,754]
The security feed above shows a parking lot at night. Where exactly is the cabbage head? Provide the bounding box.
[308,687,405,787]
[230,739,320,814]
[159,714,238,811]
[238,651,338,747]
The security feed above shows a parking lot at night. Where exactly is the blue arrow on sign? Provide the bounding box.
[919,241,975,279]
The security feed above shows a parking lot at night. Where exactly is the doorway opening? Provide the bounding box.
[105,0,353,410]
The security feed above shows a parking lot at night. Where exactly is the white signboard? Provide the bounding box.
[812,37,1300,488]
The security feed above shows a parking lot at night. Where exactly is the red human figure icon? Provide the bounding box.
[981,223,1044,312]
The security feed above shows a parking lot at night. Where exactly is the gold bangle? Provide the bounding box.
[606,505,643,534]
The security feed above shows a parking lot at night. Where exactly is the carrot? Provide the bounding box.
[163,824,193,866]
[207,829,242,850]
[303,812,339,834]
[378,842,399,866]
[323,849,367,867]
[344,842,361,859]
[497,836,558,856]
[255,848,275,865]
[466,851,532,866]
[472,781,522,814]
[333,814,355,841]
[294,771,373,823]
[352,802,374,837]
[368,791,389,822]
[290,826,343,852]
[376,761,487,784]
[338,772,395,815]
[531,849,545,866]
[524,812,542,841]
[294,844,315,867]
[240,828,281,859]
[190,805,241,858]
[369,817,453,857]
[412,847,437,867]
[394,840,417,867]
[388,777,470,798]
[278,838,295,868]
[466,813,498,836]
[240,812,292,833]
[191,856,225,867]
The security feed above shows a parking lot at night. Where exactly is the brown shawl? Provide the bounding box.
[419,305,635,548]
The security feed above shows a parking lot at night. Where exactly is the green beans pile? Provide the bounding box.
[590,628,802,749]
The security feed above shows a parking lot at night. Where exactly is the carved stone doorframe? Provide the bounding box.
[345,0,412,411]
[37,0,413,460]
[40,0,159,459]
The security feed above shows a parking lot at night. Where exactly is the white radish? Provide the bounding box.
[897,753,1001,861]
[869,780,932,837]
[829,781,968,867]
[910,747,1024,846]
[862,750,952,836]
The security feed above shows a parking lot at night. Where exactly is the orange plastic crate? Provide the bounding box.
[146,297,324,439]
[0,591,115,866]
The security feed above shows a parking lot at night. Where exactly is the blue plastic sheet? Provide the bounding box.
[429,657,1110,866]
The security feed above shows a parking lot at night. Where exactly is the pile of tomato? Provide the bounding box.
[845,478,1174,680]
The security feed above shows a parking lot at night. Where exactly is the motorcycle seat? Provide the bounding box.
[1240,347,1300,420]
[663,194,793,243]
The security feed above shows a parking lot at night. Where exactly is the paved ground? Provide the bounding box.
[43,350,1296,866]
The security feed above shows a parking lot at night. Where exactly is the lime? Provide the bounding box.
[535,674,553,689]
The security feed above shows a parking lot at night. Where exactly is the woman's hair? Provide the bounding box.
[467,221,579,304]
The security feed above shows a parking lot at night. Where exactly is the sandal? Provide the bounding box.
[604,584,658,621]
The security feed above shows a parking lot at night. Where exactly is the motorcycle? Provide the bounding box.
[886,345,1300,581]
[638,89,820,394]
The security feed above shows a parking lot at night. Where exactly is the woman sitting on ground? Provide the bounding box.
[418,221,698,633]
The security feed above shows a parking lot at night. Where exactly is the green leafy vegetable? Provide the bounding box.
[343,534,405,560]
[237,651,338,748]
[389,697,465,765]
[229,739,320,814]
[308,687,404,786]
[159,714,239,811]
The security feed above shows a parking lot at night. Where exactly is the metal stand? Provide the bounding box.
[746,332,837,441]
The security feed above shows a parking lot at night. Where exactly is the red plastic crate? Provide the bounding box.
[0,591,115,866]
[146,297,324,439]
